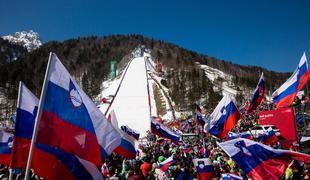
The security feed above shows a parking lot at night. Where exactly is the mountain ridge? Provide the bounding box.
[0,34,292,118]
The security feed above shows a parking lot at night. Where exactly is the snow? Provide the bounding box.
[199,63,238,97]
[99,54,151,137]
[2,30,42,52]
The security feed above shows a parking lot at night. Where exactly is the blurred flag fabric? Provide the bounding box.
[221,173,243,180]
[257,127,278,145]
[193,158,216,180]
[218,138,310,180]
[158,155,176,172]
[0,130,13,165]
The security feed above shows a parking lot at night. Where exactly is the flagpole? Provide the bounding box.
[9,82,23,180]
[24,52,53,180]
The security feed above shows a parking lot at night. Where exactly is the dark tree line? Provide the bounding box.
[0,34,291,116]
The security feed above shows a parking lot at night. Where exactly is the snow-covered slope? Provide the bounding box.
[98,53,151,137]
[2,30,42,52]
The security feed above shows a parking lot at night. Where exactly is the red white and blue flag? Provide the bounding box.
[239,100,249,114]
[33,143,103,180]
[222,173,243,180]
[10,81,103,179]
[121,125,140,140]
[193,158,216,180]
[204,95,241,139]
[158,155,176,172]
[0,130,13,165]
[34,53,121,166]
[10,82,38,168]
[227,132,253,140]
[273,53,310,108]
[195,104,206,126]
[101,163,109,177]
[29,53,121,179]
[109,110,137,159]
[151,117,180,144]
[257,127,278,145]
[218,138,310,180]
[247,73,265,114]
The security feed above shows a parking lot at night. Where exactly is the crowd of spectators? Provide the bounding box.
[1,98,310,180]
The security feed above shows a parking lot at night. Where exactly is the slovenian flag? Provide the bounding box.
[239,100,249,114]
[218,138,310,180]
[11,82,103,179]
[273,52,310,108]
[193,158,216,180]
[121,125,140,140]
[227,132,253,140]
[158,155,176,172]
[246,73,265,114]
[257,127,278,145]
[0,130,13,165]
[222,173,243,180]
[204,95,241,139]
[10,82,38,168]
[151,117,180,144]
[109,110,137,159]
[31,53,121,171]
[195,105,206,126]
[33,143,103,180]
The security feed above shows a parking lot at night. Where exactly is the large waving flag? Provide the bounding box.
[158,155,176,172]
[10,82,38,168]
[273,52,310,108]
[24,53,121,179]
[204,95,241,139]
[246,73,265,114]
[193,158,216,180]
[109,110,137,159]
[0,130,13,165]
[33,53,121,166]
[12,82,103,180]
[151,117,180,144]
[218,138,310,180]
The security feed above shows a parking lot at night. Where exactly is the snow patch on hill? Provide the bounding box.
[199,63,237,98]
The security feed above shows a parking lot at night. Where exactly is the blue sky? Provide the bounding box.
[0,0,309,72]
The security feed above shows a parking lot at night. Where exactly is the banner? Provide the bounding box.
[258,107,298,148]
